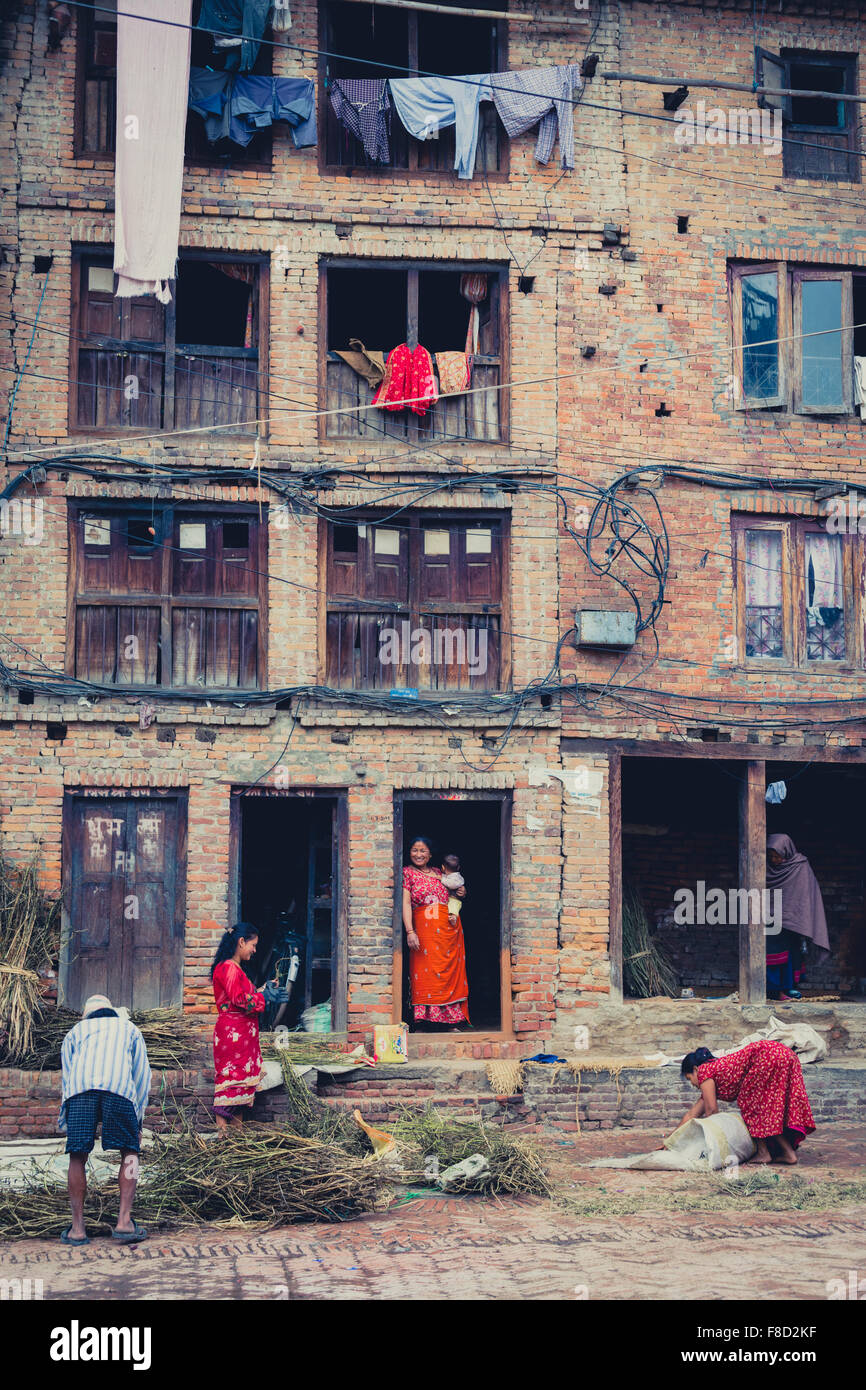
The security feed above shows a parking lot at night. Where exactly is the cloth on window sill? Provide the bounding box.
[189,70,316,148]
[196,0,270,72]
[435,351,471,396]
[373,344,439,416]
[114,0,192,304]
[334,339,387,389]
[491,64,580,168]
[329,78,392,164]
[855,357,866,419]
[388,74,492,179]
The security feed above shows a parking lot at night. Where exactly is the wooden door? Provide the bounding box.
[63,795,187,1011]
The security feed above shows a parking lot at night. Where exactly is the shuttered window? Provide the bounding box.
[71,251,266,434]
[69,505,267,690]
[74,0,273,165]
[324,513,508,691]
[320,0,507,176]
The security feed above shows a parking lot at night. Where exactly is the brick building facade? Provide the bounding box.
[0,0,864,1063]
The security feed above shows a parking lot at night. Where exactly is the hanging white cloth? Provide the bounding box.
[113,0,192,303]
[743,529,782,608]
[854,357,866,420]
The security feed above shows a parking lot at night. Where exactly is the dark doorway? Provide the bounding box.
[765,762,866,996]
[237,793,346,1030]
[62,792,187,1011]
[396,793,508,1032]
[621,759,740,997]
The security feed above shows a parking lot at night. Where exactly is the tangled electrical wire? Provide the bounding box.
[1,454,865,768]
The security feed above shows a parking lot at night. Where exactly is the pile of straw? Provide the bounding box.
[622,883,679,999]
[4,1006,204,1071]
[0,1125,391,1240]
[390,1106,550,1197]
[272,1051,370,1155]
[0,851,61,1062]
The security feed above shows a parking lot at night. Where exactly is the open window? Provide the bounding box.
[730,261,861,416]
[755,47,859,182]
[733,516,854,668]
[74,0,272,165]
[321,259,507,442]
[322,512,508,691]
[71,250,266,434]
[319,0,507,175]
[68,503,268,689]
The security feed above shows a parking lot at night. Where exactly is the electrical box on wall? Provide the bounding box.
[574,610,637,650]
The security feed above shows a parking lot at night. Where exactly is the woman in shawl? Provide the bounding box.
[681,1040,815,1164]
[765,834,829,1001]
[210,923,267,1132]
[402,836,469,1029]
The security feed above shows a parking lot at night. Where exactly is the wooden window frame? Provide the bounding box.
[73,1,274,170]
[730,261,789,409]
[318,257,509,445]
[755,46,859,184]
[732,515,858,670]
[730,260,859,416]
[69,247,269,437]
[317,0,509,179]
[318,509,511,693]
[791,268,853,416]
[67,501,269,692]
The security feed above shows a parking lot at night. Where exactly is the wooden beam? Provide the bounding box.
[738,760,766,1007]
[602,70,866,105]
[608,750,623,1002]
[342,0,593,24]
[561,737,866,764]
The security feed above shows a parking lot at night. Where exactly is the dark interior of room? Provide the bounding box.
[239,796,337,1028]
[401,798,503,1030]
[621,758,866,998]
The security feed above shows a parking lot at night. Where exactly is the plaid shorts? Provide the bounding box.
[65,1089,140,1155]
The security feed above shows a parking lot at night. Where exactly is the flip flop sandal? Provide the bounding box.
[111,1221,148,1244]
[60,1227,89,1246]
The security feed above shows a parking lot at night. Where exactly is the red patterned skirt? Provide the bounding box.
[213,1011,265,1110]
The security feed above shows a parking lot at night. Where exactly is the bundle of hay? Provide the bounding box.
[0,851,61,1062]
[390,1105,550,1197]
[5,1005,203,1071]
[272,1051,370,1155]
[622,882,679,999]
[0,1125,391,1240]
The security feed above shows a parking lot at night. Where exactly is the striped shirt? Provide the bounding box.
[59,1014,152,1131]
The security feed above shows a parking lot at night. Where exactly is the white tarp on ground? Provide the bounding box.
[0,1131,156,1190]
[583,1112,756,1171]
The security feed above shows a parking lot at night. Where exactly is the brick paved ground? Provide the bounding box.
[2,1124,865,1301]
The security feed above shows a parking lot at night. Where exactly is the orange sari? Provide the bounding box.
[404,866,469,1022]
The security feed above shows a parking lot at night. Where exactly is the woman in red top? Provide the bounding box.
[211,923,267,1133]
[681,1040,816,1165]
[402,837,468,1028]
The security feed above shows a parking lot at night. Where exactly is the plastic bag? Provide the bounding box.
[301,1001,332,1033]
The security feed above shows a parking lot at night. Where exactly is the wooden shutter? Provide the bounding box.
[63,795,187,1011]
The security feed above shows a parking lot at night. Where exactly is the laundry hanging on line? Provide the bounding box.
[188,69,316,148]
[388,74,493,180]
[334,339,387,389]
[490,64,581,169]
[196,0,272,72]
[329,78,392,165]
[114,0,192,304]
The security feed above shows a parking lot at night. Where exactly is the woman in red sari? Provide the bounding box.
[211,923,266,1133]
[402,837,469,1029]
[681,1040,815,1164]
